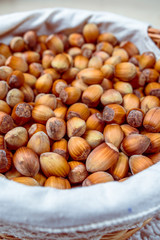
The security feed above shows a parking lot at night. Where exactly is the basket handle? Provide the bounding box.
[148,27,160,49]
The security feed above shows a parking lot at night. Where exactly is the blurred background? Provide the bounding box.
[0,0,160,28]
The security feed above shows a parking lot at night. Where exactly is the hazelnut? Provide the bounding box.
[35,74,53,93]
[0,149,12,173]
[53,107,67,120]
[40,152,70,178]
[32,105,55,124]
[27,131,50,155]
[141,96,160,114]
[83,23,99,43]
[35,94,57,110]
[0,43,12,58]
[82,171,114,186]
[102,104,126,124]
[13,147,40,177]
[23,30,37,48]
[34,172,46,186]
[74,55,89,70]
[126,108,144,128]
[67,117,86,138]
[77,68,104,85]
[143,107,160,132]
[82,84,103,107]
[6,56,28,73]
[86,113,105,132]
[98,32,117,46]
[59,86,81,105]
[68,136,91,161]
[120,41,139,57]
[7,70,24,89]
[52,79,67,97]
[114,62,137,82]
[120,124,139,136]
[83,130,104,149]
[68,161,88,184]
[46,117,66,140]
[51,53,70,73]
[28,123,47,138]
[86,142,119,172]
[114,81,133,96]
[6,89,24,108]
[0,81,9,100]
[46,35,64,53]
[110,152,129,180]
[0,112,14,134]
[4,127,28,150]
[101,89,122,105]
[12,177,39,186]
[129,155,153,174]
[123,93,140,112]
[52,138,68,160]
[44,176,71,189]
[10,36,25,52]
[67,103,90,121]
[12,102,32,125]
[103,124,124,149]
[121,134,150,156]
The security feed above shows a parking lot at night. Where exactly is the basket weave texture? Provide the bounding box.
[0,218,153,240]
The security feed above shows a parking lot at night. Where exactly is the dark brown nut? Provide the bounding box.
[0,112,14,134]
[0,149,12,173]
[126,108,144,128]
[12,103,32,125]
[68,161,88,184]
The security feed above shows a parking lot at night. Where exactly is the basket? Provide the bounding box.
[0,218,153,240]
[0,8,160,240]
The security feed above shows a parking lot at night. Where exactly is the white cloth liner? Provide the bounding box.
[0,8,160,238]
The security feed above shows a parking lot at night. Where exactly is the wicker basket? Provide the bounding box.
[148,27,160,48]
[0,9,159,240]
[0,218,153,240]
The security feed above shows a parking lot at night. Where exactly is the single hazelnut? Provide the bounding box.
[13,147,40,177]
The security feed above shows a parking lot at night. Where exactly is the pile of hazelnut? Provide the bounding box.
[0,23,160,189]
